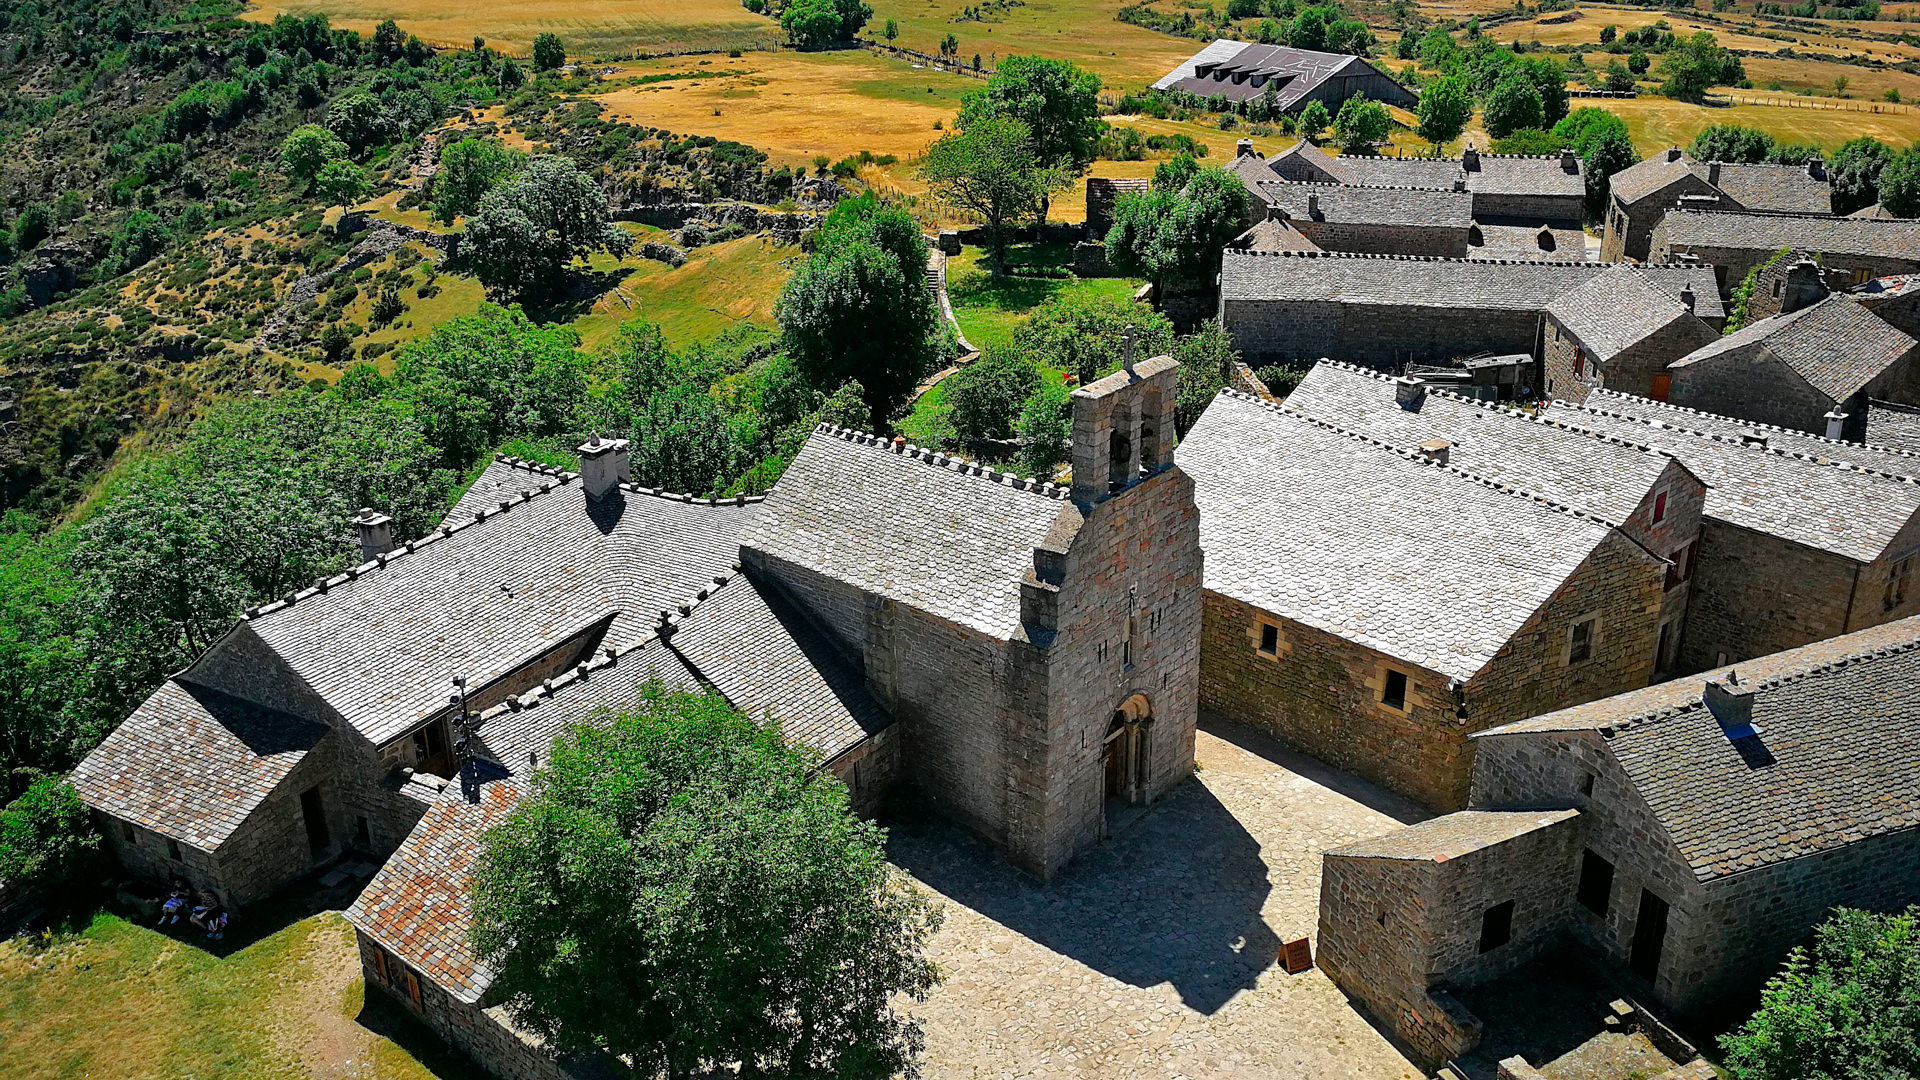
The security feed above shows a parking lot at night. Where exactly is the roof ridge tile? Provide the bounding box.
[816,423,1066,499]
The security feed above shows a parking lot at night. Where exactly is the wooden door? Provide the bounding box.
[1650,373,1672,402]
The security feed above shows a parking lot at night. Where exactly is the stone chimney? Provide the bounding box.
[1782,260,1828,315]
[1070,347,1179,504]
[1462,144,1480,171]
[1679,281,1696,313]
[1535,225,1557,253]
[1703,669,1758,739]
[1419,439,1451,465]
[1236,138,1254,159]
[1707,162,1722,187]
[354,507,394,562]
[1807,158,1826,181]
[1560,147,1578,173]
[1394,376,1426,411]
[1307,192,1321,219]
[1825,410,1849,440]
[1666,146,1683,163]
[577,435,633,501]
[1452,177,1467,192]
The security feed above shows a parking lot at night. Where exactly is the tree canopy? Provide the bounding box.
[1882,148,1920,218]
[920,117,1064,266]
[1105,157,1249,290]
[1483,72,1544,139]
[456,154,633,300]
[1720,906,1920,1080]
[957,55,1104,174]
[1415,75,1473,151]
[1551,107,1638,220]
[1332,96,1391,153]
[1658,31,1745,103]
[432,137,525,224]
[470,682,942,1080]
[279,124,351,195]
[531,32,565,71]
[781,0,873,48]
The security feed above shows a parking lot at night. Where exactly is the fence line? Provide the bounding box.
[1711,92,1904,113]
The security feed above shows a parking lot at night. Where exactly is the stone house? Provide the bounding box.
[1216,250,1718,369]
[1227,216,1322,253]
[1542,263,1722,402]
[1317,617,1920,1066]
[1852,271,1920,339]
[1248,175,1476,258]
[1734,250,1851,323]
[1667,292,1920,440]
[1266,140,1587,227]
[1152,40,1416,112]
[1284,361,1708,683]
[1600,148,1833,263]
[1178,390,1670,811]
[1652,210,1920,297]
[1548,390,1920,673]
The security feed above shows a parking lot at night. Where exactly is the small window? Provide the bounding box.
[1580,770,1596,796]
[1885,556,1912,612]
[120,820,136,843]
[1573,346,1586,378]
[1258,623,1280,656]
[403,968,423,1011]
[166,838,182,862]
[1715,651,1730,668]
[1651,491,1667,525]
[1478,900,1514,953]
[1577,849,1615,916]
[1771,278,1783,298]
[1381,669,1409,711]
[1121,616,1135,670]
[1665,540,1698,592]
[355,815,372,846]
[1568,618,1597,665]
[372,948,390,985]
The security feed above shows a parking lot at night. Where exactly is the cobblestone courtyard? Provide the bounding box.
[890,716,1433,1080]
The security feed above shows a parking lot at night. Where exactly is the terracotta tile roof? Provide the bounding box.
[238,459,755,746]
[1548,264,1710,361]
[1328,809,1578,861]
[1479,615,1920,881]
[741,427,1068,640]
[1546,395,1920,561]
[1672,295,1917,404]
[1283,361,1688,524]
[345,780,523,1003]
[70,680,328,851]
[1179,390,1636,681]
[1661,209,1920,260]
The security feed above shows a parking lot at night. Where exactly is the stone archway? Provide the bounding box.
[1104,693,1153,812]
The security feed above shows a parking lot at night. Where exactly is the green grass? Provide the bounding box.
[0,911,449,1080]
[945,244,1140,353]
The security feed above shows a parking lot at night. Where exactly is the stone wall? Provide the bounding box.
[1289,220,1468,258]
[826,720,903,816]
[1472,192,1583,228]
[1668,345,1845,436]
[1603,176,1719,263]
[1085,178,1149,241]
[208,733,350,907]
[1221,298,1545,369]
[1681,520,1860,671]
[1651,232,1920,298]
[1542,313,1592,402]
[1421,814,1583,991]
[1608,321,1721,401]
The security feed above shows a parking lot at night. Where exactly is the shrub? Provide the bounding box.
[0,775,101,897]
[945,348,1043,442]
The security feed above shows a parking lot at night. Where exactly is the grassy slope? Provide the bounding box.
[241,0,782,56]
[0,912,449,1080]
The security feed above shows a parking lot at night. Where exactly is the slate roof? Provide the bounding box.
[236,459,755,746]
[70,680,329,851]
[1582,388,1920,479]
[1283,361,1686,524]
[1700,162,1832,216]
[1852,203,1897,220]
[1608,152,1700,207]
[1179,390,1638,681]
[741,426,1068,640]
[1267,140,1358,184]
[1327,809,1579,862]
[1153,42,1398,108]
[1660,210,1920,259]
[1262,181,1474,229]
[1638,266,1727,323]
[1546,395,1920,562]
[1229,217,1322,253]
[1867,399,1920,456]
[1669,295,1918,403]
[1548,263,1706,361]
[1219,250,1606,308]
[1479,615,1920,881]
[1467,223,1589,262]
[345,780,522,1003]
[1341,154,1586,199]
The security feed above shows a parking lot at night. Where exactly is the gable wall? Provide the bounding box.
[1606,319,1723,401]
[1668,342,1841,435]
[1680,519,1859,672]
[1603,174,1718,262]
[1221,297,1546,370]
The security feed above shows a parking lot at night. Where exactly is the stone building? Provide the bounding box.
[75,359,1207,1077]
[1600,148,1833,263]
[1216,250,1718,369]
[1152,40,1416,112]
[1547,390,1920,672]
[1853,271,1920,339]
[1083,176,1148,241]
[1246,175,1476,257]
[1178,389,1670,810]
[1284,361,1707,682]
[1541,263,1722,402]
[1318,617,1920,1066]
[1667,293,1920,440]
[1734,250,1851,323]
[1652,210,1920,297]
[1265,140,1586,226]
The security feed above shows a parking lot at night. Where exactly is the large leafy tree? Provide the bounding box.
[1483,72,1544,138]
[920,117,1063,266]
[956,55,1103,217]
[1691,123,1777,164]
[0,519,109,797]
[432,137,525,224]
[1882,148,1920,218]
[945,348,1043,442]
[471,683,942,1080]
[388,304,590,470]
[0,776,99,897]
[1332,96,1391,153]
[1551,107,1638,220]
[1416,75,1473,151]
[457,155,633,300]
[1828,136,1894,214]
[1721,906,1920,1080]
[531,32,565,71]
[279,124,351,194]
[775,194,941,431]
[1659,31,1744,103]
[1105,157,1250,291]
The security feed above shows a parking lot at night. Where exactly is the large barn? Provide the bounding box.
[1152,40,1417,113]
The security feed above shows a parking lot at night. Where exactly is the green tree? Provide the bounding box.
[1691,123,1776,163]
[313,159,372,205]
[1171,320,1239,435]
[1628,49,1649,74]
[957,55,1105,192]
[834,0,875,39]
[1326,17,1374,56]
[531,32,565,71]
[1332,95,1391,153]
[1008,291,1173,384]
[883,18,899,40]
[1551,107,1637,220]
[1297,99,1331,142]
[0,519,110,794]
[1105,160,1250,291]
[1599,23,1616,42]
[1881,147,1920,218]
[1720,906,1920,1080]
[1830,137,1894,215]
[1416,75,1472,151]
[0,776,99,897]
[372,18,405,60]
[326,91,385,150]
[1287,6,1328,50]
[432,137,525,224]
[457,155,633,301]
[1518,53,1568,127]
[776,195,941,431]
[1016,378,1073,477]
[12,204,52,253]
[390,305,590,470]
[1603,60,1635,93]
[920,117,1064,266]
[109,210,170,272]
[279,124,352,194]
[1658,31,1742,103]
[470,684,942,1080]
[1483,72,1543,138]
[782,0,845,48]
[945,348,1043,441]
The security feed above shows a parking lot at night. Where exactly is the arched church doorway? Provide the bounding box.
[1104,693,1152,815]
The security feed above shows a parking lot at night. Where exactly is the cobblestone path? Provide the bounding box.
[891,717,1435,1080]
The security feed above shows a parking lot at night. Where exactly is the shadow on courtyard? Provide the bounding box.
[885,779,1281,1016]
[1199,711,1430,827]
